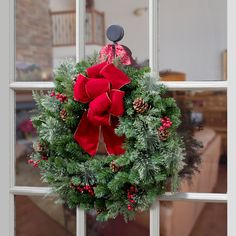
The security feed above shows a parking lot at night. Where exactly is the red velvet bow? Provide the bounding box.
[73,62,131,156]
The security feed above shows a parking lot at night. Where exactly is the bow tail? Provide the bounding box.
[74,112,100,156]
[102,120,125,155]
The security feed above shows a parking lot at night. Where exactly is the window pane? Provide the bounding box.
[15,195,76,236]
[85,0,149,65]
[173,90,227,193]
[15,0,76,81]
[86,211,149,236]
[159,0,227,81]
[160,201,227,236]
[15,91,47,187]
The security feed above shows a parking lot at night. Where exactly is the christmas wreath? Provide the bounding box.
[29,43,200,221]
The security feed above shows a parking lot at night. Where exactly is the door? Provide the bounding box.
[1,0,235,235]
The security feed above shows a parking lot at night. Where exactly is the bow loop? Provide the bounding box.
[88,93,112,127]
[109,90,125,117]
[86,79,110,100]
[100,64,130,89]
[86,61,108,78]
[73,74,90,103]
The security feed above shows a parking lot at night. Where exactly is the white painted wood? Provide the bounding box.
[9,186,227,202]
[76,1,86,235]
[9,0,15,235]
[149,0,159,78]
[76,0,85,62]
[9,90,15,236]
[10,81,228,90]
[77,207,86,236]
[227,1,236,235]
[150,201,160,236]
[1,0,12,235]
[149,1,161,234]
[10,187,52,196]
[161,81,228,90]
[158,192,227,203]
[10,81,54,90]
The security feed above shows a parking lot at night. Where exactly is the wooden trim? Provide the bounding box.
[51,8,105,46]
[52,43,76,47]
[91,8,95,44]
[102,12,106,44]
[50,10,76,15]
[86,42,104,46]
[10,81,228,91]
[86,8,102,15]
[10,186,227,203]
[223,49,227,80]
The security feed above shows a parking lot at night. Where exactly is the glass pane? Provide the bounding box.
[85,0,149,65]
[160,201,227,236]
[159,1,227,81]
[86,211,149,236]
[15,195,76,236]
[173,90,227,193]
[15,0,76,81]
[15,91,47,187]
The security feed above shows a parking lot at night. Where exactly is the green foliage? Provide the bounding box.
[30,58,194,222]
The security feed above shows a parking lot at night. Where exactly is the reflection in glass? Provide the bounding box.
[15,0,77,80]
[15,91,47,187]
[159,0,227,81]
[86,211,149,236]
[160,201,227,236]
[85,0,149,64]
[15,195,76,236]
[173,90,227,193]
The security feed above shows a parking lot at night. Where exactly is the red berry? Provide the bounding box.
[77,186,83,193]
[33,161,39,168]
[41,156,48,160]
[127,205,133,211]
[28,159,34,164]
[128,194,134,199]
[130,186,135,192]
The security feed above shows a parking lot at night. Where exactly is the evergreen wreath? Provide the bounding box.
[29,53,198,221]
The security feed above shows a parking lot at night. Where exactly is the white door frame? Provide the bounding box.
[1,0,235,235]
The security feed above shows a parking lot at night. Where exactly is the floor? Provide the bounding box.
[189,162,227,236]
[15,196,74,236]
[15,162,227,236]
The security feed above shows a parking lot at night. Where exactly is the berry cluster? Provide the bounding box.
[159,116,172,131]
[127,185,137,211]
[28,159,40,168]
[50,91,68,103]
[28,156,48,167]
[71,183,95,197]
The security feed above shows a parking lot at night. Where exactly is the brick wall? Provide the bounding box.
[16,0,52,79]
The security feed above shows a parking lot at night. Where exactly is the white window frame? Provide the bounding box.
[1,0,235,235]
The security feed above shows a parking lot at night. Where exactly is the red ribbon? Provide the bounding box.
[99,44,133,65]
[73,62,131,156]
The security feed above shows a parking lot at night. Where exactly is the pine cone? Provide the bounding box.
[158,129,170,141]
[96,208,106,215]
[133,98,149,114]
[60,109,67,121]
[110,160,120,172]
